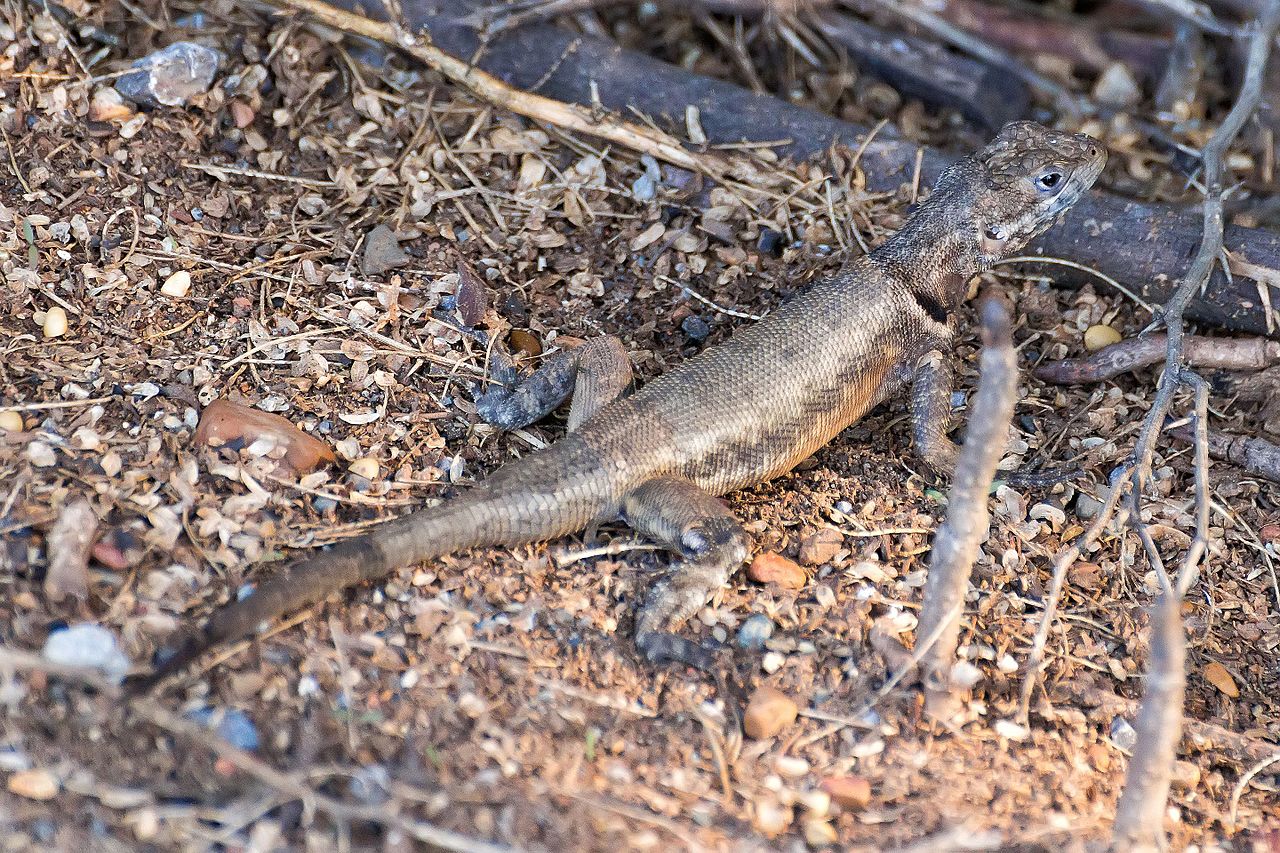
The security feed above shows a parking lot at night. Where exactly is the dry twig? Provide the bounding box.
[270,0,736,182]
[916,300,1017,724]
[1112,4,1280,845]
[1035,334,1280,384]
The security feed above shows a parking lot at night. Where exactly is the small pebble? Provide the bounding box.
[756,227,783,256]
[362,224,410,276]
[0,411,22,433]
[42,623,131,684]
[993,719,1029,741]
[348,456,380,480]
[7,768,58,801]
[752,800,788,836]
[747,552,807,589]
[42,306,68,338]
[950,660,983,689]
[797,790,830,817]
[736,614,774,650]
[743,686,798,739]
[1075,493,1104,519]
[1171,760,1201,790]
[681,315,710,342]
[822,775,871,810]
[115,41,222,108]
[187,707,260,751]
[1110,716,1138,751]
[802,818,837,847]
[761,651,786,674]
[1092,62,1140,107]
[797,527,843,566]
[160,270,192,298]
[508,329,542,357]
[775,755,810,778]
[89,86,134,122]
[1084,324,1122,352]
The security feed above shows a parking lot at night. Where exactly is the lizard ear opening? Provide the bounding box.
[981,224,1009,256]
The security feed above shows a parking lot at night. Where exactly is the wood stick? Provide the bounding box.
[917,300,1016,724]
[1034,334,1280,384]
[299,0,1280,337]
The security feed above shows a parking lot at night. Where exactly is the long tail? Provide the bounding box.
[131,436,618,690]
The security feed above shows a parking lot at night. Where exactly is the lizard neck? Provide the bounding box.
[870,190,985,315]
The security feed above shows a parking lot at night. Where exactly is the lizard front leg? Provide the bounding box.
[911,349,961,477]
[622,477,750,669]
[910,349,1079,488]
[477,335,632,431]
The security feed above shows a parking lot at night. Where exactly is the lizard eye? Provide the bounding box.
[1036,171,1064,192]
[984,225,1006,241]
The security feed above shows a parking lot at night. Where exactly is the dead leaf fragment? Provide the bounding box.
[194,399,335,475]
[455,259,490,327]
[1203,661,1240,698]
[362,224,410,276]
[747,552,807,589]
[1068,561,1103,590]
[45,498,97,603]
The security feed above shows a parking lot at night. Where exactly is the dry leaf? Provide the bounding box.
[1203,661,1240,698]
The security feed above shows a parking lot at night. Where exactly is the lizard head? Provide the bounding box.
[958,121,1106,266]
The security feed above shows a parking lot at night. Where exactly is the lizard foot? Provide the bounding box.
[635,629,716,670]
[998,464,1083,489]
[623,477,751,670]
[477,336,632,432]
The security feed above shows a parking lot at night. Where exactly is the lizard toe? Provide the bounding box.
[636,630,716,670]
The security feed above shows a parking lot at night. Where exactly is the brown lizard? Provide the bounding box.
[137,121,1104,685]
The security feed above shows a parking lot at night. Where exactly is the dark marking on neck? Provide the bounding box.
[912,288,949,325]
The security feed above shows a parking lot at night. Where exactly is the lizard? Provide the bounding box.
[136,121,1105,686]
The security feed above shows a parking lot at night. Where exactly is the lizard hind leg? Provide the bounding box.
[623,477,750,669]
[476,335,632,432]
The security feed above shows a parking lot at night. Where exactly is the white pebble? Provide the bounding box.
[0,411,23,433]
[160,270,192,297]
[42,623,131,684]
[993,719,1029,741]
[775,755,810,778]
[42,306,68,338]
[26,441,56,467]
[761,651,786,674]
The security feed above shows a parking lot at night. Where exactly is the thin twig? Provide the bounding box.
[1110,5,1280,846]
[269,0,736,182]
[917,300,1016,724]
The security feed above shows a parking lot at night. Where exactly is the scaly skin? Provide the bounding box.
[137,122,1105,686]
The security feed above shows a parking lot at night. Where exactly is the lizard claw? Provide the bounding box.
[636,631,717,671]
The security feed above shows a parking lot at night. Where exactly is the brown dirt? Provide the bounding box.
[1,1,1277,850]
